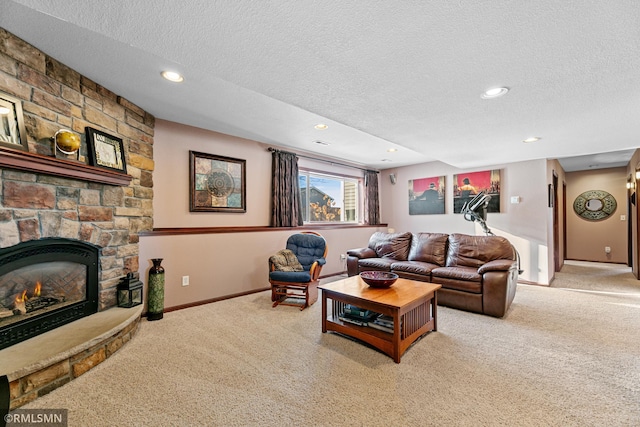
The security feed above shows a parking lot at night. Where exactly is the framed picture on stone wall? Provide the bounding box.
[85,127,127,173]
[0,91,28,152]
[189,150,246,213]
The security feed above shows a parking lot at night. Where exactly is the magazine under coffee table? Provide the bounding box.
[319,276,440,363]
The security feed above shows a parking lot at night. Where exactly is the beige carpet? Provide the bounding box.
[22,263,640,426]
[552,260,640,293]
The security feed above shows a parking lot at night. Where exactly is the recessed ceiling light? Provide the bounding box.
[315,140,330,146]
[161,71,184,82]
[481,87,509,99]
[523,137,541,143]
[314,124,328,130]
[387,148,398,152]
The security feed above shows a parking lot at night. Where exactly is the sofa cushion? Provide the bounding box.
[390,260,439,275]
[431,266,482,293]
[408,232,449,266]
[432,266,482,282]
[358,257,394,271]
[446,233,514,268]
[269,270,312,283]
[368,231,412,260]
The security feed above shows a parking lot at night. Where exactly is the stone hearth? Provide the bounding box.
[1,306,141,409]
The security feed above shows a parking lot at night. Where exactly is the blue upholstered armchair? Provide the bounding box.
[269,231,328,310]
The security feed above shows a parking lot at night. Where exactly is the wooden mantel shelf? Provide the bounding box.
[0,146,132,186]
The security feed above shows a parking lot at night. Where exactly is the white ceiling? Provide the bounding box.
[1,1,639,171]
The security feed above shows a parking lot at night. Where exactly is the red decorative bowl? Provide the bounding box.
[359,271,399,288]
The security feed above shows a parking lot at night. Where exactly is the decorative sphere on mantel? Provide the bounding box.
[54,129,81,154]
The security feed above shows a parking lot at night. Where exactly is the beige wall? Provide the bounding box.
[152,120,272,228]
[140,120,637,305]
[565,167,628,263]
[379,159,551,284]
[139,120,384,309]
[139,227,381,309]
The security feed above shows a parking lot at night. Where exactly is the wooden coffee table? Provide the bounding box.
[319,276,440,363]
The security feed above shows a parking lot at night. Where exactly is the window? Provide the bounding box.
[299,170,360,223]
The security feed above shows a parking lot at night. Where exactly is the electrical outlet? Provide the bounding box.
[182,276,189,286]
[605,247,611,254]
[340,254,346,261]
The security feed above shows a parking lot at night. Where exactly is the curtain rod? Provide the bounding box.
[267,147,379,174]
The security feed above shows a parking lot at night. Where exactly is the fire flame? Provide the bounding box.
[14,282,42,304]
[16,289,27,303]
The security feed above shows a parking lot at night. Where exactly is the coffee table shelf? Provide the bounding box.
[319,276,440,363]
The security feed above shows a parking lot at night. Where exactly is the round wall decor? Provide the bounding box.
[573,190,617,221]
[206,169,235,197]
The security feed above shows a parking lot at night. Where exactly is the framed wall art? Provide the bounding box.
[408,175,445,215]
[453,169,501,213]
[0,91,28,151]
[190,150,246,213]
[85,127,127,172]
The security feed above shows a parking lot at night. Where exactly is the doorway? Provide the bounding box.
[553,172,561,273]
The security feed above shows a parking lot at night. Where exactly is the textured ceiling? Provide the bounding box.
[1,0,639,171]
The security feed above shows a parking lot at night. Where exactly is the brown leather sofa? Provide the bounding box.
[346,231,519,317]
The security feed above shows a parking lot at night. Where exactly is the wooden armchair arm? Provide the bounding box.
[309,258,326,280]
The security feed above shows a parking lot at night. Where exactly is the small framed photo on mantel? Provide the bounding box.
[85,127,127,173]
[0,91,28,152]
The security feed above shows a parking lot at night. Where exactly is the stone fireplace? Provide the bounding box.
[0,29,154,408]
[0,28,155,309]
[0,238,99,350]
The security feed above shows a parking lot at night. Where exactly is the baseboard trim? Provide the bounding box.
[162,287,271,313]
[158,271,348,314]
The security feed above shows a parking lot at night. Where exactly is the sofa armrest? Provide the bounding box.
[482,265,518,317]
[346,248,377,277]
[478,259,517,275]
[346,247,377,259]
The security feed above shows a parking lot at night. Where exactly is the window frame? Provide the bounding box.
[298,167,363,225]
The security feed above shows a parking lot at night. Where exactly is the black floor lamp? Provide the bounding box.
[461,192,524,274]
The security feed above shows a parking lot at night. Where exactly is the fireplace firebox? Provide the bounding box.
[0,238,99,350]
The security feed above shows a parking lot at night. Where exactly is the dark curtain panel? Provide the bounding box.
[365,170,380,224]
[271,150,303,227]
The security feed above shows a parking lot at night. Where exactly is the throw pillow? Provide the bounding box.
[270,249,304,272]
